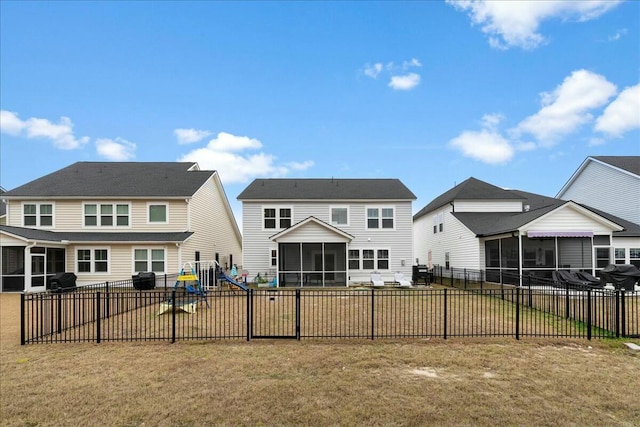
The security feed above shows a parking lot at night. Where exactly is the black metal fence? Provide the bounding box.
[21,269,639,344]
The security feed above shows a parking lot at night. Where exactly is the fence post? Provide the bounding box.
[20,293,25,346]
[57,293,62,335]
[370,289,375,340]
[620,290,626,338]
[565,285,570,319]
[450,268,454,287]
[464,269,467,289]
[515,287,520,340]
[171,290,176,344]
[615,290,620,338]
[587,290,592,340]
[164,274,167,292]
[247,289,252,341]
[443,288,447,340]
[96,292,101,344]
[296,289,301,340]
[105,281,110,318]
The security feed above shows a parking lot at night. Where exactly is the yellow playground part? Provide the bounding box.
[158,262,209,315]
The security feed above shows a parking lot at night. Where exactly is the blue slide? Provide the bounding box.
[219,271,249,291]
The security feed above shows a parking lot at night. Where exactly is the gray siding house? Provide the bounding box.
[413,177,639,283]
[0,162,242,292]
[557,156,640,225]
[237,178,416,287]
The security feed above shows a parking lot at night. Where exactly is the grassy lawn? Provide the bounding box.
[2,292,640,426]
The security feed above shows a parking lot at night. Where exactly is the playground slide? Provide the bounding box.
[220,271,249,291]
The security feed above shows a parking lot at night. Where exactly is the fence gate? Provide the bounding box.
[251,289,299,339]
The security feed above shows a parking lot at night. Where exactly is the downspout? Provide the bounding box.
[518,231,523,287]
[176,243,182,271]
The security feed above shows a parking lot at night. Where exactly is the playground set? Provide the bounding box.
[158,261,250,315]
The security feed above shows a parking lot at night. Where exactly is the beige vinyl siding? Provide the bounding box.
[0,234,25,245]
[560,160,640,225]
[68,244,179,286]
[181,175,241,270]
[455,200,523,212]
[275,222,350,243]
[525,205,616,235]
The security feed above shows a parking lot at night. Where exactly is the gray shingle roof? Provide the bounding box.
[237,178,416,200]
[413,177,523,220]
[0,225,194,243]
[593,156,640,176]
[0,188,5,217]
[3,162,214,198]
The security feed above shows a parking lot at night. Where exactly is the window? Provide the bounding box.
[377,250,389,269]
[366,207,394,229]
[23,203,53,227]
[331,207,348,225]
[630,248,640,268]
[360,249,389,270]
[348,250,360,270]
[263,207,292,230]
[445,252,450,270]
[595,248,610,268]
[264,209,276,229]
[85,203,129,227]
[615,248,626,264]
[433,225,437,234]
[134,249,165,273]
[363,250,375,269]
[270,249,277,267]
[77,249,109,273]
[149,204,167,223]
[279,208,291,228]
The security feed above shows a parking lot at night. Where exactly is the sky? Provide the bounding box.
[1,1,639,231]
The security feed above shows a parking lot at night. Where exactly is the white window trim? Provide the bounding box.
[348,249,360,270]
[262,205,294,231]
[147,202,169,224]
[365,206,395,231]
[269,247,278,267]
[76,247,111,274]
[83,202,132,229]
[22,202,55,228]
[329,205,350,226]
[359,248,391,270]
[132,247,167,274]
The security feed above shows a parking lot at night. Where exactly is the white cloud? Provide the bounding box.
[515,69,617,145]
[594,84,640,137]
[96,137,136,161]
[449,129,514,164]
[0,110,89,149]
[608,28,628,41]
[0,111,26,135]
[447,0,622,49]
[177,132,314,184]
[174,128,212,144]
[480,113,504,131]
[402,58,422,69]
[388,73,421,91]
[364,63,383,79]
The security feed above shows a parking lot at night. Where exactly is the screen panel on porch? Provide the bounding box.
[278,242,347,287]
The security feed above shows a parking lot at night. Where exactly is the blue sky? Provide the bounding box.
[1,1,639,228]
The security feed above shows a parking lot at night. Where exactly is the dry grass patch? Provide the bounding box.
[2,293,640,426]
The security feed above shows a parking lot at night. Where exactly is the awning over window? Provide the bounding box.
[527,231,593,238]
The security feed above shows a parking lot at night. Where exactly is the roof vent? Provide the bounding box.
[524,204,530,212]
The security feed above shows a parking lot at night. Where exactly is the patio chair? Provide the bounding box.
[370,272,384,287]
[393,272,412,288]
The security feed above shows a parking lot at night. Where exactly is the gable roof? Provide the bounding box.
[413,177,523,220]
[556,156,640,198]
[269,216,354,241]
[2,162,215,198]
[0,225,193,243]
[237,179,416,201]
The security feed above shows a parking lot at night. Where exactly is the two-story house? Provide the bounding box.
[413,177,639,284]
[0,162,242,292]
[237,178,416,287]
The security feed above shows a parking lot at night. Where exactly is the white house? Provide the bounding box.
[0,162,242,292]
[237,178,416,287]
[557,156,640,226]
[413,177,639,284]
